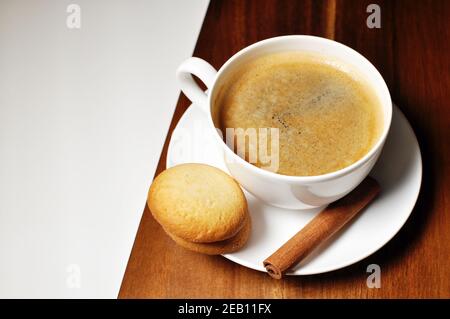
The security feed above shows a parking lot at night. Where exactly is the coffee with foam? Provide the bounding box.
[214,52,383,176]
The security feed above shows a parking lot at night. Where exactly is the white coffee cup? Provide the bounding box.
[176,35,392,209]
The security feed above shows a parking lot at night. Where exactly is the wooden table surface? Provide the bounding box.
[119,0,450,298]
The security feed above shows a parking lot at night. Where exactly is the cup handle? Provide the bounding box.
[176,57,217,114]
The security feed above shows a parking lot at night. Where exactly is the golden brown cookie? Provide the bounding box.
[148,163,248,243]
[166,214,251,255]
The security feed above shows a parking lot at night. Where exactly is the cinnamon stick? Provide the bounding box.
[263,176,380,279]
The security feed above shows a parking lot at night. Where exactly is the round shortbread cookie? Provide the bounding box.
[166,214,251,255]
[148,163,248,243]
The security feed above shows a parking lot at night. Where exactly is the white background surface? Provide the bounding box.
[0,0,208,298]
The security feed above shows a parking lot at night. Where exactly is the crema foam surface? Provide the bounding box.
[217,52,383,176]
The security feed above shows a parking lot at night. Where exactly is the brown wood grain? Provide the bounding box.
[119,0,450,298]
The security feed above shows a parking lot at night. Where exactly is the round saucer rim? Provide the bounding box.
[167,103,423,275]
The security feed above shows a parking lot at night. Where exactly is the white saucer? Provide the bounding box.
[166,103,422,275]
